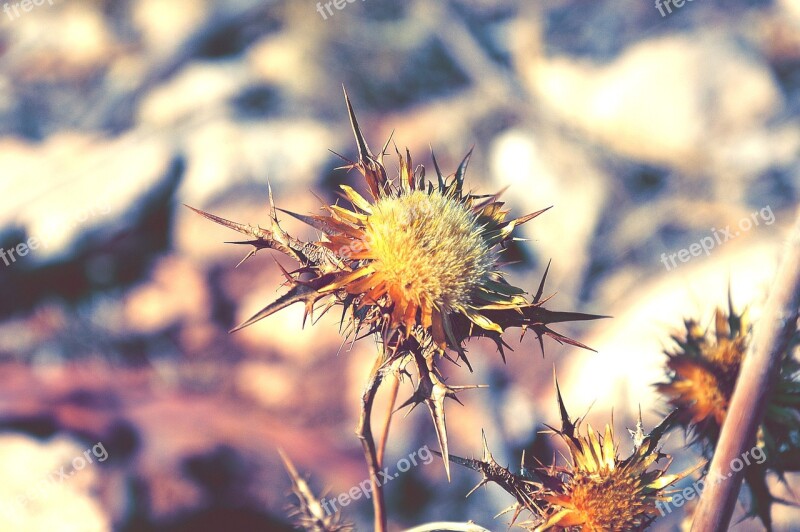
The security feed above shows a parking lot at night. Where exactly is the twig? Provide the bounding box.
[377,371,400,467]
[356,356,388,532]
[691,209,800,531]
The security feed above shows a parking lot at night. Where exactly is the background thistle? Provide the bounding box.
[656,295,800,527]
[446,379,696,531]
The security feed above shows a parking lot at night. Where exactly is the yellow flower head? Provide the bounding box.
[447,381,695,531]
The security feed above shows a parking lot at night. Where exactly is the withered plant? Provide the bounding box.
[189,89,602,530]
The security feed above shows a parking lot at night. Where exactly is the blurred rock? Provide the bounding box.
[234,360,295,410]
[133,0,210,55]
[137,61,249,127]
[247,33,326,101]
[512,31,783,173]
[177,117,336,207]
[3,3,118,81]
[0,433,110,532]
[0,131,174,263]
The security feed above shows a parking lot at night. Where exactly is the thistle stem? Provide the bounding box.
[691,209,800,531]
[356,357,388,532]
[377,372,400,467]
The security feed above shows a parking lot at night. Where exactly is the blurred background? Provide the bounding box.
[0,0,799,530]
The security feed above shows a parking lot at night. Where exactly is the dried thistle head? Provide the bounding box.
[656,303,748,444]
[447,381,696,531]
[188,89,603,477]
[279,450,353,532]
[655,295,800,527]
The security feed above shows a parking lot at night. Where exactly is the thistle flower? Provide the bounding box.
[446,381,694,531]
[188,89,602,476]
[655,295,800,527]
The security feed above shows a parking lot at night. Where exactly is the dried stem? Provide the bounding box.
[377,372,400,467]
[691,209,800,531]
[356,356,388,532]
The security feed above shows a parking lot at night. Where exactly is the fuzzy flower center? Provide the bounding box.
[569,470,648,530]
[363,190,494,310]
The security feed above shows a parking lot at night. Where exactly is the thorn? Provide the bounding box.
[235,248,258,268]
[343,85,373,162]
[534,260,552,304]
[454,147,473,191]
[266,174,277,220]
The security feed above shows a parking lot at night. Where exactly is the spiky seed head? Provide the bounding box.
[656,307,747,443]
[187,90,605,480]
[655,298,800,528]
[534,410,693,531]
[447,383,696,531]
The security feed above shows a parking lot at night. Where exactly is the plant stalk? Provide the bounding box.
[691,209,800,531]
[356,356,388,532]
[377,372,400,467]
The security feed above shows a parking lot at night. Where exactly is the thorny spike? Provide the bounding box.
[481,429,493,462]
[553,371,578,440]
[230,276,332,332]
[534,260,552,304]
[512,206,553,229]
[397,352,488,481]
[184,204,260,238]
[629,406,646,449]
[343,85,372,162]
[429,385,451,481]
[342,85,388,198]
[453,146,473,193]
[276,207,343,236]
[267,174,277,220]
[430,147,445,192]
[279,449,353,532]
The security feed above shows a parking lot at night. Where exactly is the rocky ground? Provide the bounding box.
[0,0,799,530]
